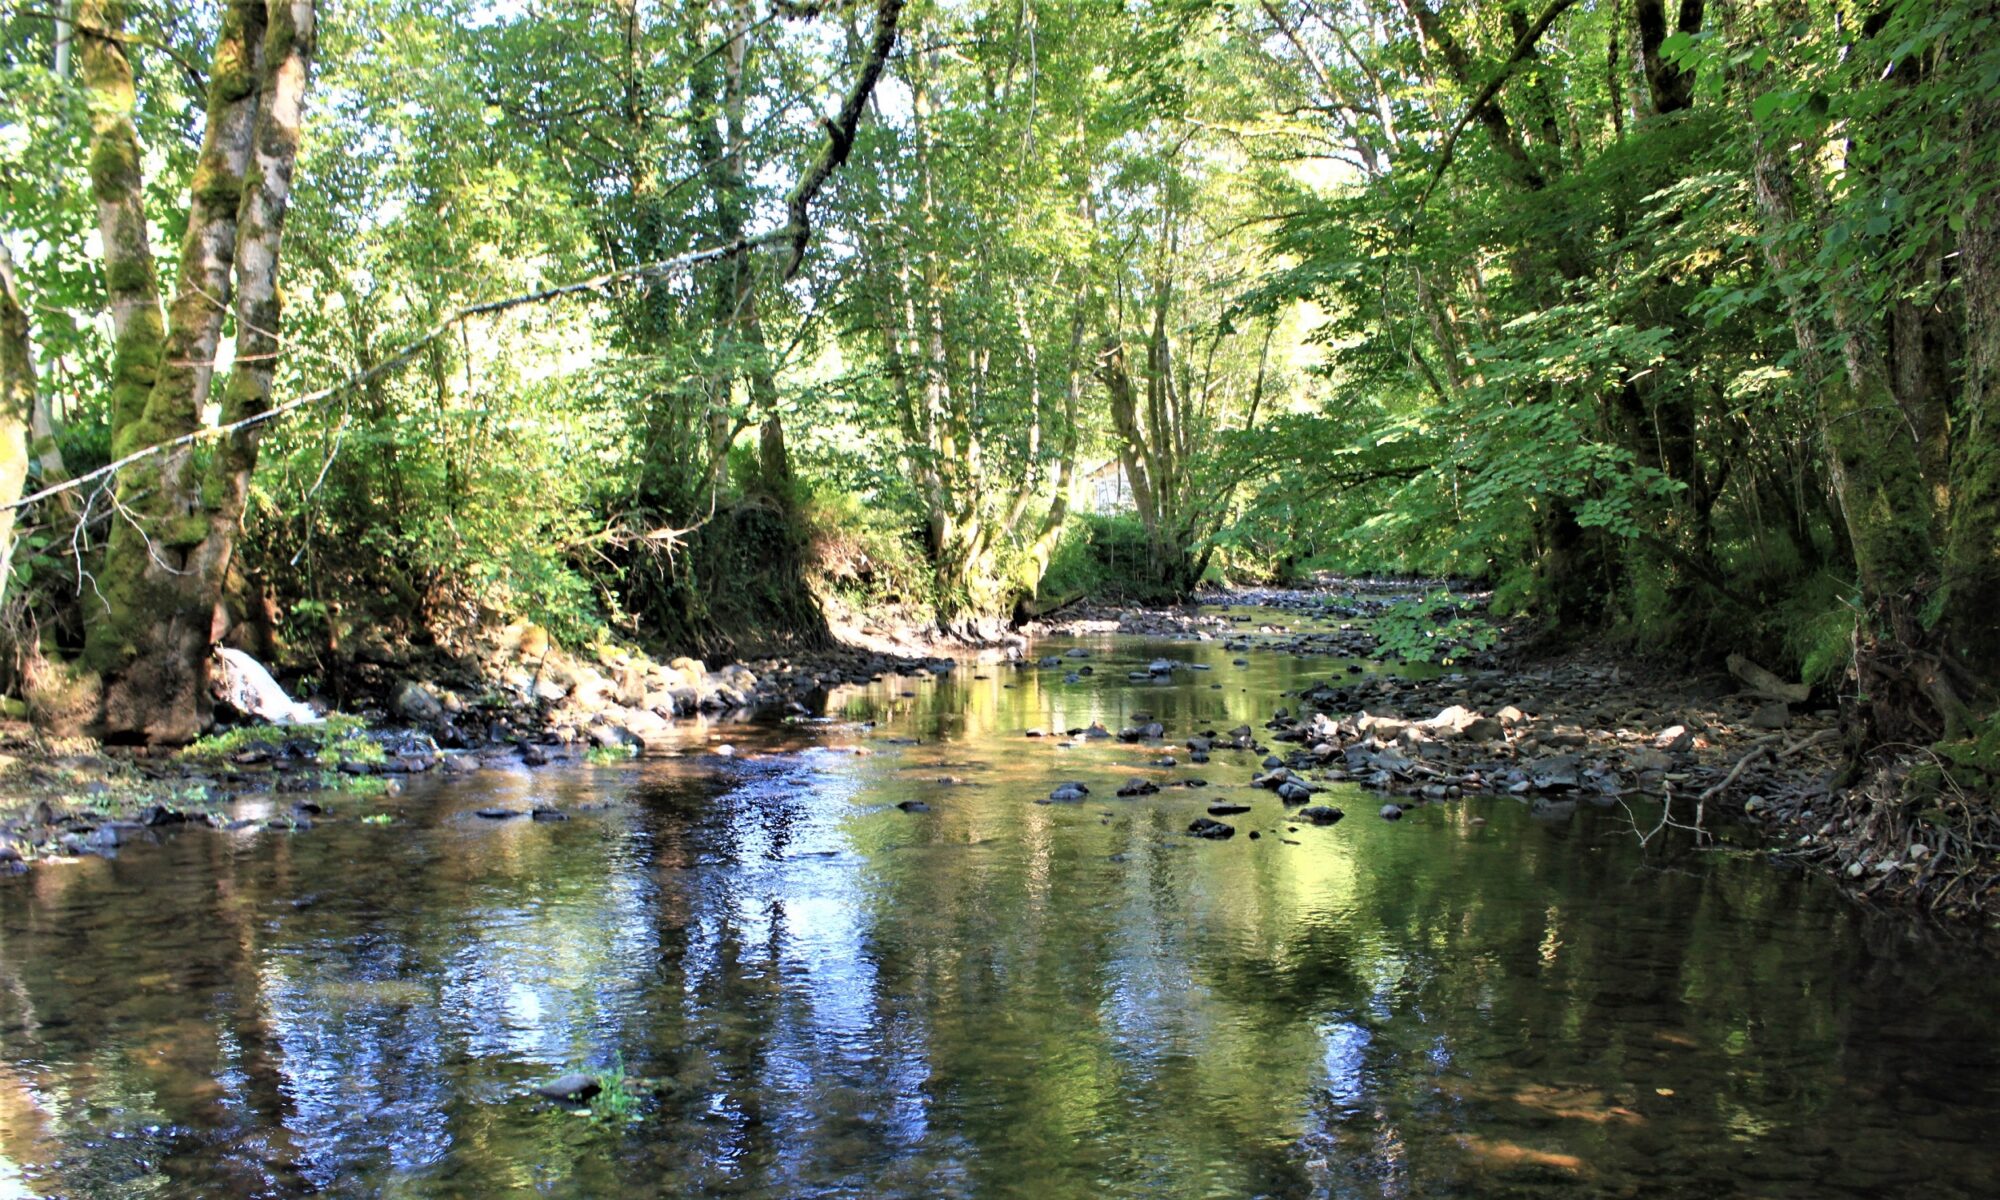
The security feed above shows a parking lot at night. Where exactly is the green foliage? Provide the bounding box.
[181,714,377,764]
[7,0,1994,736]
[797,485,933,614]
[587,1059,644,1125]
[1040,515,1185,605]
[1371,591,1497,665]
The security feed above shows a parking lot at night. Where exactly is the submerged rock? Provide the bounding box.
[1116,779,1160,797]
[1187,817,1236,839]
[534,1074,602,1103]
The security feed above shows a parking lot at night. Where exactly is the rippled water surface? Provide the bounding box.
[4,618,1999,1198]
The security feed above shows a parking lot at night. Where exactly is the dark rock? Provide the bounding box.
[1298,805,1344,825]
[1048,783,1091,802]
[1528,754,1580,791]
[1187,817,1236,839]
[1116,779,1160,797]
[534,1074,602,1103]
[1379,804,1404,820]
[475,808,523,820]
[1207,801,1252,816]
[393,680,444,724]
[1750,701,1791,730]
[897,800,931,813]
[530,807,569,821]
[1462,717,1505,743]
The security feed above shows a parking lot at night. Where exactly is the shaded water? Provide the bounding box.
[4,620,1999,1198]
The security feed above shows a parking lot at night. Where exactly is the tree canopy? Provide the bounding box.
[0,0,1995,758]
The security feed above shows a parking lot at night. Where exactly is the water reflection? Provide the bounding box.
[2,630,1998,1198]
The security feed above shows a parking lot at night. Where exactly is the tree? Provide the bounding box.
[61,0,319,744]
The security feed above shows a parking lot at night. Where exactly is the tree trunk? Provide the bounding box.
[0,243,35,604]
[1944,74,2000,695]
[84,0,319,745]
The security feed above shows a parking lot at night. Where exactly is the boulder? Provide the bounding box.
[1298,805,1344,825]
[1187,817,1236,839]
[392,680,444,725]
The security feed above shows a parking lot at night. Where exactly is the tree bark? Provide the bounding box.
[0,243,35,604]
[85,0,319,744]
[1944,71,2000,695]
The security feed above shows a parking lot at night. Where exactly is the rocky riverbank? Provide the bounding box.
[1021,590,1992,924]
[4,588,1992,926]
[0,614,969,871]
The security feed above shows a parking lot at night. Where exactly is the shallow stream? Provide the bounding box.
[3,612,1998,1198]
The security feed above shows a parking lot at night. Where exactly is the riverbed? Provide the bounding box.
[3,615,1997,1198]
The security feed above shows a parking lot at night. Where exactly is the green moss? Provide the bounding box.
[102,254,155,298]
[191,156,246,210]
[1933,713,2000,789]
[181,713,370,761]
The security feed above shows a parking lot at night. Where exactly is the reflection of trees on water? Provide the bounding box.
[3,646,1999,1198]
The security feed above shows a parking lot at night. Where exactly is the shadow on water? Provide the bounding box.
[3,616,1999,1198]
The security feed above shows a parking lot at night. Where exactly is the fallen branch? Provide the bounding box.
[1698,727,1836,804]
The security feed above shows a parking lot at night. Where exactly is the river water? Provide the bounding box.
[3,615,1998,1198]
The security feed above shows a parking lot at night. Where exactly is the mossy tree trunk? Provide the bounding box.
[76,0,318,745]
[1944,77,2000,699]
[1726,0,1992,740]
[0,244,35,604]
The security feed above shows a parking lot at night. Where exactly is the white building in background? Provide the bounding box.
[1082,457,1134,514]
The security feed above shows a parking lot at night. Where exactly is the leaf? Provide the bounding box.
[1751,91,1792,123]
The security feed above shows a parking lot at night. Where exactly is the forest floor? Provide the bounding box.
[2,584,1991,926]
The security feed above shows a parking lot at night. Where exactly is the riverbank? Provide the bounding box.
[3,585,1993,927]
[1025,586,1991,924]
[0,609,978,870]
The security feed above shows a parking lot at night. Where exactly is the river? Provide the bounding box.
[3,611,1997,1198]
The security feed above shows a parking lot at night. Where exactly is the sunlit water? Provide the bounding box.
[4,616,1998,1198]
